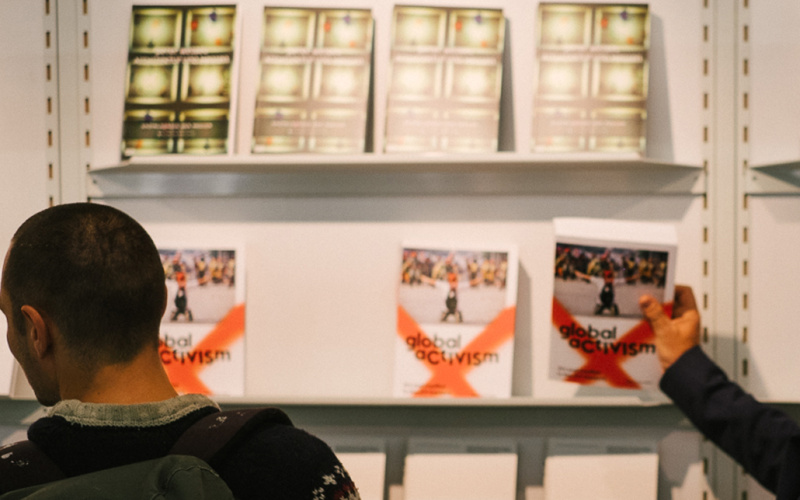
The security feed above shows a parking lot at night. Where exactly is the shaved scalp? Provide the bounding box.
[3,203,166,367]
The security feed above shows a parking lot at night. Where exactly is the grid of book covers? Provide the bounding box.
[118,3,651,157]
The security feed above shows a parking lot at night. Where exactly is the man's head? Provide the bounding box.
[1,203,167,402]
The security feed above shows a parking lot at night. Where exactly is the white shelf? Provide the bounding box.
[747,161,800,195]
[212,395,669,408]
[88,153,704,198]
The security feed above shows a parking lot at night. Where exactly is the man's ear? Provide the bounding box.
[19,305,52,359]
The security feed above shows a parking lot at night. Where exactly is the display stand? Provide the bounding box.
[6,0,789,498]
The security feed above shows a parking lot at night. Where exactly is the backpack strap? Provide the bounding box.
[0,440,66,492]
[169,407,293,463]
[0,407,291,494]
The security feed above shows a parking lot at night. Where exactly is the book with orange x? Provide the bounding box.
[157,244,246,397]
[549,217,677,391]
[394,242,519,398]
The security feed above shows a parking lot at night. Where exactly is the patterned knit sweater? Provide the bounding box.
[6,395,360,499]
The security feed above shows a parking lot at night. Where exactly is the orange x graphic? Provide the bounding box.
[551,298,673,389]
[396,305,516,397]
[159,303,245,394]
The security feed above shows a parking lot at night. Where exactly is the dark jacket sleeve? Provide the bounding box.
[660,346,800,497]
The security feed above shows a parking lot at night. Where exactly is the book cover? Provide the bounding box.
[395,243,518,398]
[532,3,649,154]
[403,439,517,500]
[544,437,658,500]
[121,5,240,157]
[252,8,374,153]
[550,218,676,390]
[158,245,245,396]
[385,6,505,153]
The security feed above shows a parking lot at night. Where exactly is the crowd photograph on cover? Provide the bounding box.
[159,248,238,324]
[399,247,509,325]
[553,243,668,318]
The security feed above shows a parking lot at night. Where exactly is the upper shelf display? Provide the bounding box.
[115,3,666,161]
[93,3,703,199]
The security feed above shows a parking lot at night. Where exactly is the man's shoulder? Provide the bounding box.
[221,415,333,465]
[5,406,360,500]
[215,413,360,499]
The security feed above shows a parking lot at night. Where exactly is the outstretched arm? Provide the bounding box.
[640,285,800,496]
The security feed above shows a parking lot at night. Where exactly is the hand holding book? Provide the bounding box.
[638,285,701,371]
